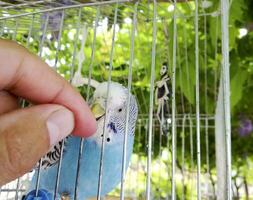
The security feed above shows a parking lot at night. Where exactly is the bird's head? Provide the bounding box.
[160,62,168,76]
[88,82,138,147]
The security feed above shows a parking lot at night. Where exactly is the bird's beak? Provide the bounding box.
[90,101,105,121]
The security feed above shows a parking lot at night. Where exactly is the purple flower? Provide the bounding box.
[41,11,63,32]
[40,0,73,40]
[238,118,253,137]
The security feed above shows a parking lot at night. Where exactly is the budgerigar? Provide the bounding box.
[25,81,138,200]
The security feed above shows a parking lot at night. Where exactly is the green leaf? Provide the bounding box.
[229,26,239,50]
[230,69,248,109]
[209,15,220,48]
[229,0,246,24]
[178,57,195,105]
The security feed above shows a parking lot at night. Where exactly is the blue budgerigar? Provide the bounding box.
[26,81,138,200]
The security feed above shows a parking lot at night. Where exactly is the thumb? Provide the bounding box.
[0,104,74,186]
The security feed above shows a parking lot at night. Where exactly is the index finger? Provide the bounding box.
[0,39,96,137]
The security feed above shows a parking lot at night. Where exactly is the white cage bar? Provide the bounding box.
[0,0,232,199]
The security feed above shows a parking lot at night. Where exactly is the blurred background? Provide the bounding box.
[0,0,253,199]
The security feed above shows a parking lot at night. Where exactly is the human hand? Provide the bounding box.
[0,39,96,186]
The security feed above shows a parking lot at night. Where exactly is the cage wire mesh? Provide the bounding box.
[0,0,233,199]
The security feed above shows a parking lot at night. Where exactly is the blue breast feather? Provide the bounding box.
[30,135,134,200]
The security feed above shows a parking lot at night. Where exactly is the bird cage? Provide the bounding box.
[0,0,232,199]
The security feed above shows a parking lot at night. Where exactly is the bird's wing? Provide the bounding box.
[34,137,69,170]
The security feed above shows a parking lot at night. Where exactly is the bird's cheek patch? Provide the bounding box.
[107,122,117,134]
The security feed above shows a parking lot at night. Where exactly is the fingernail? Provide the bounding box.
[46,108,74,146]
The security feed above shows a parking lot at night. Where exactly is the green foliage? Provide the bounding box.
[230,67,248,110]
[2,0,253,197]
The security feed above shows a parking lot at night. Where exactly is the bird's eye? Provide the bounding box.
[118,108,122,112]
[107,138,110,142]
